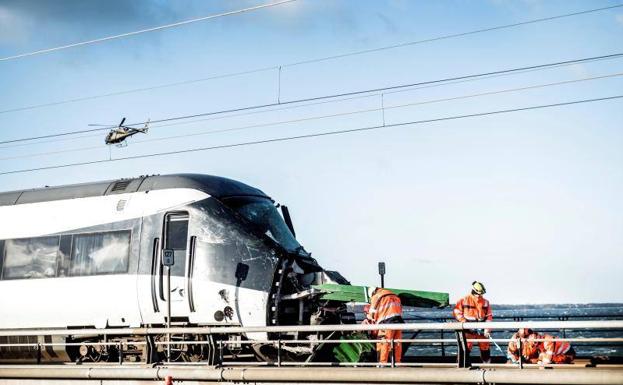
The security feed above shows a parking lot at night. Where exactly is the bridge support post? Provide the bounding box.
[456,331,470,368]
[36,343,41,365]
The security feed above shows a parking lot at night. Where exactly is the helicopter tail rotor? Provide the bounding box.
[142,118,150,133]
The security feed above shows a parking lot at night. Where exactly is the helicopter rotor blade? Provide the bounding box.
[119,117,126,127]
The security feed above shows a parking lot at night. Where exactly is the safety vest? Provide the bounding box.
[453,294,493,322]
[540,334,571,356]
[369,289,403,324]
[508,332,539,361]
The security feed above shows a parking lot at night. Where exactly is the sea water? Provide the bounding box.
[356,303,623,357]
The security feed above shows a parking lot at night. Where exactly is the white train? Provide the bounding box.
[0,174,349,363]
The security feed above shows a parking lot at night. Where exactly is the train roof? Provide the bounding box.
[0,174,268,206]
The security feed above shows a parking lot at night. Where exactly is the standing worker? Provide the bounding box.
[367,286,404,364]
[453,281,493,363]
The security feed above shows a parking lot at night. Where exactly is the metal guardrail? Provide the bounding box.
[1,320,622,336]
[1,321,622,368]
[1,365,623,385]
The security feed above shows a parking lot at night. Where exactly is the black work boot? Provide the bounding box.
[481,349,491,364]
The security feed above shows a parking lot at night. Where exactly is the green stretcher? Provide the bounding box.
[312,283,449,308]
[332,332,374,363]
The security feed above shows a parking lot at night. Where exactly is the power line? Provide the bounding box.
[0,1,297,62]
[1,3,620,114]
[283,3,623,68]
[1,94,620,176]
[0,67,277,115]
[145,70,623,133]
[1,52,621,146]
[3,70,621,162]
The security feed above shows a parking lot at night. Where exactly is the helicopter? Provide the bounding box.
[104,118,150,146]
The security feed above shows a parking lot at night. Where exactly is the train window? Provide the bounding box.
[221,196,301,252]
[2,236,60,280]
[166,216,188,250]
[0,240,4,279]
[164,214,188,277]
[70,230,130,276]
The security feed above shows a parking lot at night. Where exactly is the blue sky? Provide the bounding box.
[0,0,622,304]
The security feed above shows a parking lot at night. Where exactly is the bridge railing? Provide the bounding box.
[389,313,623,359]
[0,320,622,368]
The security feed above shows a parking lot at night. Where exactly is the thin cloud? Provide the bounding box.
[0,5,32,45]
[0,0,187,49]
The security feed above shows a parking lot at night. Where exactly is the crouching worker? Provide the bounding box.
[367,287,403,364]
[536,333,575,365]
[507,328,540,364]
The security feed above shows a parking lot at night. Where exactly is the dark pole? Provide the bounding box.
[378,262,386,288]
[167,266,171,362]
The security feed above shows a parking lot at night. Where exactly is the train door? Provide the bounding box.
[158,212,191,322]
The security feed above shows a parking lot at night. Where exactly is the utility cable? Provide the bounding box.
[0,3,620,114]
[2,70,621,161]
[0,94,620,176]
[1,52,621,146]
[0,66,278,115]
[5,52,615,150]
[146,70,623,133]
[0,1,297,62]
[283,3,623,68]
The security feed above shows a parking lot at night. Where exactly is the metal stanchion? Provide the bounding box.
[518,338,523,369]
[36,343,41,365]
[456,331,470,368]
[218,340,224,365]
[118,342,123,365]
[390,338,395,368]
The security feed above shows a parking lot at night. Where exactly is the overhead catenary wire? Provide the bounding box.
[282,3,623,68]
[0,94,620,176]
[144,70,623,133]
[0,66,278,116]
[0,0,297,62]
[4,70,621,162]
[4,50,621,151]
[1,51,622,147]
[1,3,621,115]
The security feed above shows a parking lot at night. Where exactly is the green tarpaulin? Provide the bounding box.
[332,332,374,363]
[313,284,449,308]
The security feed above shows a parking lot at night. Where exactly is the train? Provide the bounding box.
[0,174,352,363]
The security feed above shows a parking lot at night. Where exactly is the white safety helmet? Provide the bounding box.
[472,281,486,295]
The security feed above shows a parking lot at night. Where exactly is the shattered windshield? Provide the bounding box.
[221,196,301,253]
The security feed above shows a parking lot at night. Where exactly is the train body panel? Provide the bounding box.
[0,174,343,363]
[0,275,141,329]
[0,188,210,240]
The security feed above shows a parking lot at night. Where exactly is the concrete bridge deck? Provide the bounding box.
[1,364,623,385]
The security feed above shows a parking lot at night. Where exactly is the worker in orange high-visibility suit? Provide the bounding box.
[507,328,540,364]
[453,281,493,363]
[367,287,403,364]
[529,332,575,365]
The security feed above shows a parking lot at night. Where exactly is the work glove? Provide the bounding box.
[483,329,491,338]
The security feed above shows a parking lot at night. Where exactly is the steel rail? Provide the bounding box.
[0,320,622,337]
[214,361,623,369]
[0,366,622,384]
[2,337,619,350]
[214,337,623,345]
